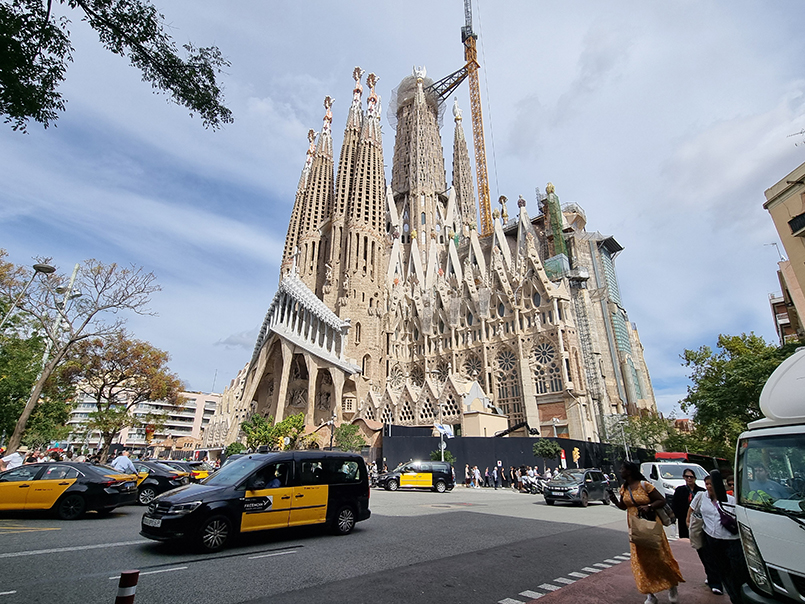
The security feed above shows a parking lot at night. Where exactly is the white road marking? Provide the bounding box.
[498,599,524,604]
[0,540,148,559]
[554,577,575,584]
[519,590,544,599]
[248,550,297,560]
[614,555,630,561]
[622,551,631,556]
[593,562,611,568]
[538,584,561,592]
[109,566,188,580]
[581,567,602,573]
[568,572,589,578]
[0,592,17,596]
[604,558,622,564]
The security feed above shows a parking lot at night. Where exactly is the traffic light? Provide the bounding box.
[572,447,580,467]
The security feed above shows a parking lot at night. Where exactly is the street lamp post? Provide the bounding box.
[551,417,560,438]
[0,263,56,331]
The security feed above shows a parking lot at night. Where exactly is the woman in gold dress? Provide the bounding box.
[610,461,684,604]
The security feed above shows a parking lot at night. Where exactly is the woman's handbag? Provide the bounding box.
[655,502,677,527]
[689,512,705,549]
[629,512,665,549]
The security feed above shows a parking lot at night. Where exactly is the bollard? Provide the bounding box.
[114,570,139,604]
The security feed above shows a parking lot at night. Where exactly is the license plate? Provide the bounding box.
[124,482,135,489]
[143,516,162,528]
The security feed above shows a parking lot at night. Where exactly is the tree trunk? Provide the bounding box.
[6,348,66,453]
[99,434,115,464]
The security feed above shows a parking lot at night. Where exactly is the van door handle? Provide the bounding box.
[295,494,304,498]
[58,482,70,485]
[281,496,291,500]
[19,484,30,488]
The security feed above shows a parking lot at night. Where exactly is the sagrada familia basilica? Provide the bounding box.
[203,65,657,450]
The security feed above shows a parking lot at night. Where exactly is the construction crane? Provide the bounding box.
[461,0,493,237]
[425,0,493,237]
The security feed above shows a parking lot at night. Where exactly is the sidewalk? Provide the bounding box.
[526,539,725,604]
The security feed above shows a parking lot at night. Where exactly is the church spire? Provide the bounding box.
[282,129,317,274]
[452,98,476,231]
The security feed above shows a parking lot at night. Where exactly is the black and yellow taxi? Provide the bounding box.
[140,451,371,552]
[376,460,455,492]
[160,460,213,483]
[0,462,137,519]
[133,461,191,505]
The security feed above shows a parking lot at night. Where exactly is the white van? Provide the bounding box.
[640,461,708,501]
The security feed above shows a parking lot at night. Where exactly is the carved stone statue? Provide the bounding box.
[352,66,365,103]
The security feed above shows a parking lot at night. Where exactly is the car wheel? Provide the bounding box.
[435,480,446,493]
[579,491,589,507]
[387,479,398,491]
[332,505,356,535]
[56,494,85,520]
[545,499,555,506]
[198,515,232,552]
[138,487,157,505]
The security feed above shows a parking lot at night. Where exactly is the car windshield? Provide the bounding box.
[552,470,585,484]
[659,465,708,479]
[203,456,266,487]
[737,433,805,518]
[152,462,181,473]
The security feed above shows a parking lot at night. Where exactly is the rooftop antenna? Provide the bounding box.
[765,242,786,262]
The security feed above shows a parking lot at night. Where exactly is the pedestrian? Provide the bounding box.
[0,445,28,470]
[610,460,683,604]
[473,465,482,488]
[484,466,491,487]
[497,461,506,488]
[544,467,552,480]
[672,469,704,539]
[509,466,517,490]
[110,450,137,474]
[688,475,748,603]
[464,464,471,487]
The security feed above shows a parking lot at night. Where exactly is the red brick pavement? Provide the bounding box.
[527,540,725,604]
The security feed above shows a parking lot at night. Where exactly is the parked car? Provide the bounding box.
[140,451,371,552]
[543,468,610,507]
[376,460,455,493]
[160,461,213,483]
[133,461,190,505]
[0,462,137,519]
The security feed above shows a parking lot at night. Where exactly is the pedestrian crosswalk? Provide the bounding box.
[497,552,631,604]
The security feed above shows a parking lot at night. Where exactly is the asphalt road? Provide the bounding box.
[0,486,632,604]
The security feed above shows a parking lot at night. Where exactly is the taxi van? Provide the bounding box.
[376,460,455,493]
[0,462,137,519]
[140,451,370,552]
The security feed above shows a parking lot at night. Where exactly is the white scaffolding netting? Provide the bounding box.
[387,74,446,131]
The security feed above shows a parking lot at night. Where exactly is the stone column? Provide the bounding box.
[332,371,345,423]
[274,339,294,423]
[305,359,319,427]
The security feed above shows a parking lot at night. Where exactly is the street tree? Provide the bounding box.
[59,331,184,461]
[429,450,456,463]
[224,441,245,456]
[1,259,160,454]
[532,438,563,471]
[621,413,673,451]
[333,423,366,452]
[0,0,233,132]
[240,414,274,450]
[681,332,802,453]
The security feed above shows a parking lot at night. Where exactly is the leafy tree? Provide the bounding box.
[681,333,802,453]
[0,0,233,132]
[240,414,275,450]
[58,331,184,462]
[1,257,160,453]
[240,413,310,451]
[333,423,366,452]
[429,449,456,463]
[533,438,563,471]
[224,441,244,456]
[621,413,672,451]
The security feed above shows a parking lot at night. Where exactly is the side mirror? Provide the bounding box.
[248,476,266,490]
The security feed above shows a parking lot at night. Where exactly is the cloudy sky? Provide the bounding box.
[2,1,803,416]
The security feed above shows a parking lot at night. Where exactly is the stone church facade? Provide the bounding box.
[203,66,657,450]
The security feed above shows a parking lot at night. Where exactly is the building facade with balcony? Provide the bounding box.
[765,163,805,343]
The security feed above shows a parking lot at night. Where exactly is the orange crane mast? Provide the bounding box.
[462,0,492,237]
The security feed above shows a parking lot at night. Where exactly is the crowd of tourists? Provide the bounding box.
[461,462,567,491]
